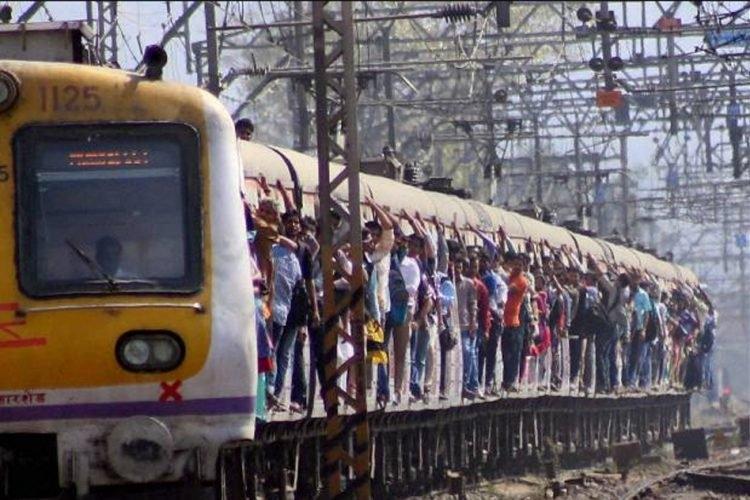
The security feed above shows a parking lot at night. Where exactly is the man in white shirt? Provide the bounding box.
[364,196,395,325]
[392,233,423,404]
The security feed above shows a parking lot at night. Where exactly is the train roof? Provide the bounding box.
[239,141,698,286]
[0,59,218,110]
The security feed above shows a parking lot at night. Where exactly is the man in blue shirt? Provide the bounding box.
[267,212,303,410]
[479,252,507,395]
[627,280,653,389]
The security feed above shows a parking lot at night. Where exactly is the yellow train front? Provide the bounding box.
[0,59,256,496]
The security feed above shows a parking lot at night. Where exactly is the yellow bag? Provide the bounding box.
[365,319,387,365]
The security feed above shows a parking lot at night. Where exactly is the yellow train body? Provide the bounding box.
[0,62,212,390]
[0,60,256,495]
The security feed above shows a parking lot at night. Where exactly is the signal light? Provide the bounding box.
[576,6,593,22]
[590,56,625,74]
[493,89,508,103]
[142,45,168,80]
[506,118,522,133]
[607,56,624,71]
[589,57,605,72]
[596,10,617,31]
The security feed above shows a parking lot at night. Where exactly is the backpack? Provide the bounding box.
[520,297,535,341]
[548,294,564,332]
[700,318,715,353]
[286,280,309,328]
[684,351,703,390]
[387,254,410,326]
[571,287,613,338]
[644,298,661,342]
[585,302,614,337]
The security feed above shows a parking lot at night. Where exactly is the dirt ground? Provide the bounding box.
[412,396,749,499]
[411,447,747,499]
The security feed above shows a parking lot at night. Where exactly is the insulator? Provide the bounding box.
[493,89,508,103]
[434,4,476,23]
[243,66,269,77]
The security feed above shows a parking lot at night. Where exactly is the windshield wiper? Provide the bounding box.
[65,239,119,291]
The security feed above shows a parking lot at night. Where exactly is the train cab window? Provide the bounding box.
[14,123,202,297]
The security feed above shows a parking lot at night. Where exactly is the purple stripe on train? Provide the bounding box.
[0,396,256,422]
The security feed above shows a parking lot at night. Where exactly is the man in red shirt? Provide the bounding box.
[501,252,529,392]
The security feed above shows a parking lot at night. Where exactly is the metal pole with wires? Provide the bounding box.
[311,1,370,498]
[204,1,220,96]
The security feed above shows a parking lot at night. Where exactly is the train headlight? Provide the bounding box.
[0,71,20,113]
[152,338,178,363]
[122,339,150,366]
[116,331,184,372]
[107,416,174,482]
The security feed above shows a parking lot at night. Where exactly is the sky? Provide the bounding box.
[10,1,207,84]
[8,1,746,231]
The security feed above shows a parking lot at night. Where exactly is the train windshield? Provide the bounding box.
[14,123,202,297]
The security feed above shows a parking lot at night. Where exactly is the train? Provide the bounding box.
[0,57,699,497]
[0,59,255,496]
[240,143,698,288]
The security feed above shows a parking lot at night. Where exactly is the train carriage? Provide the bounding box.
[0,60,256,496]
[240,141,698,286]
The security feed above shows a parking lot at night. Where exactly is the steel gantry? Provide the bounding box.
[311,2,370,497]
[189,1,750,397]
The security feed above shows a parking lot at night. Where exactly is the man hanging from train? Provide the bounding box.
[501,251,528,393]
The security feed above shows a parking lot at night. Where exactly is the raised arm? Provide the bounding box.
[562,245,586,273]
[497,225,518,255]
[414,212,436,259]
[596,265,615,297]
[333,247,354,282]
[434,216,449,274]
[402,210,426,238]
[468,222,499,261]
[451,214,467,254]
[365,196,393,231]
[277,235,300,251]
[525,238,539,268]
[275,179,296,213]
[551,273,564,294]
[258,175,272,198]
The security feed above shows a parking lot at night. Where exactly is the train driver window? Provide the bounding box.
[14,123,202,297]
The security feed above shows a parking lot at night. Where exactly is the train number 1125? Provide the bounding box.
[39,85,101,112]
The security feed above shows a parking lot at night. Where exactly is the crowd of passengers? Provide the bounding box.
[237,125,717,422]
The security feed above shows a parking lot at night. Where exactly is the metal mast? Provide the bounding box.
[203,1,220,95]
[311,1,371,498]
[95,1,118,65]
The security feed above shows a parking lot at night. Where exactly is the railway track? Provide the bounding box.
[625,453,750,498]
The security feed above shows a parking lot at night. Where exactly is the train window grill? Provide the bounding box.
[14,123,202,297]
